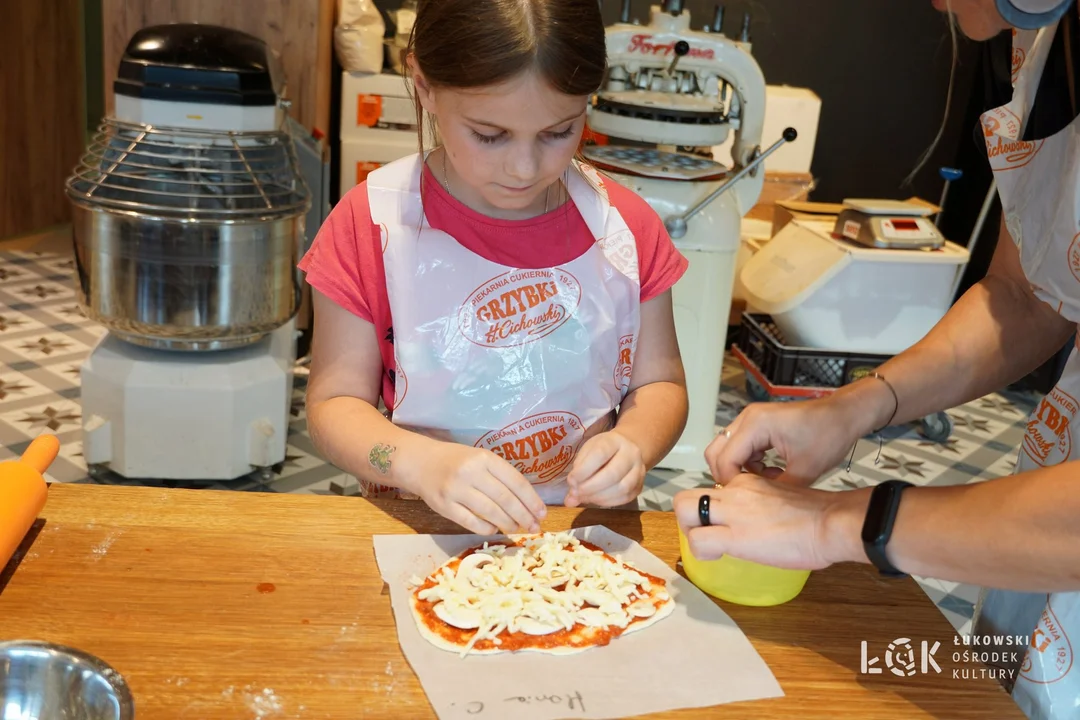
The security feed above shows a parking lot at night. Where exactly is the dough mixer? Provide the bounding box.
[65,25,309,483]
[586,0,795,472]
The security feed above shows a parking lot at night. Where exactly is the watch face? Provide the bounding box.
[862,495,891,541]
[861,480,913,577]
[861,481,909,543]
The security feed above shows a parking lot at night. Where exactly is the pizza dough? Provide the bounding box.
[406,531,675,657]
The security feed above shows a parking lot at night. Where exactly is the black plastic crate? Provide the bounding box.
[736,314,891,389]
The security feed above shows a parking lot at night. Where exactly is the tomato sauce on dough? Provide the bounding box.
[412,539,668,652]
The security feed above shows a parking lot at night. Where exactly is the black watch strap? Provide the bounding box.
[861,479,913,577]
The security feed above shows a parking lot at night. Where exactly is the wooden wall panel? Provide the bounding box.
[0,0,85,238]
[101,0,334,136]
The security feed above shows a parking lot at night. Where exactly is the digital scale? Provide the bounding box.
[834,199,946,250]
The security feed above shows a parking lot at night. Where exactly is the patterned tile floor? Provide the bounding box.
[0,248,1041,637]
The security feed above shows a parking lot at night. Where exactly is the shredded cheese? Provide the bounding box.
[409,532,669,657]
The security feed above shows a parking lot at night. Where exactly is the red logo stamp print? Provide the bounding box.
[614,334,634,395]
[1012,46,1026,82]
[982,107,1044,171]
[1022,387,1078,466]
[598,230,639,281]
[1068,232,1080,283]
[458,269,582,348]
[1019,596,1074,685]
[576,161,609,200]
[475,411,585,484]
[628,33,716,60]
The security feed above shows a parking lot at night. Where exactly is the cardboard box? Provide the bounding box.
[771,200,846,236]
[745,172,816,223]
[903,196,942,214]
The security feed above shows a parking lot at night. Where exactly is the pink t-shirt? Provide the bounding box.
[298,162,689,407]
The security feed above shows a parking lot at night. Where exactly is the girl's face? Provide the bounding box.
[411,64,589,218]
[932,0,1012,40]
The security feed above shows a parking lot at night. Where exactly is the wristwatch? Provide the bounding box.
[861,479,913,577]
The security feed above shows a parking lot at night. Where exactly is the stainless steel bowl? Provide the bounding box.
[69,202,304,351]
[64,119,310,352]
[0,641,134,720]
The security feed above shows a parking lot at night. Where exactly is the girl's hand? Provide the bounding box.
[564,431,645,508]
[672,474,865,571]
[414,443,547,535]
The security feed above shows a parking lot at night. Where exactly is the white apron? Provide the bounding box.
[359,153,640,505]
[971,24,1080,720]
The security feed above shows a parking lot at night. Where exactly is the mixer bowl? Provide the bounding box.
[69,202,304,352]
[0,641,134,720]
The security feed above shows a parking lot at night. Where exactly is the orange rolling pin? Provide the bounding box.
[0,434,59,570]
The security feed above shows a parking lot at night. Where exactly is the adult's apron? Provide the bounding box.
[971,23,1080,720]
[358,153,641,506]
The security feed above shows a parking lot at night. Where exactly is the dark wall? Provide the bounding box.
[622,1,985,203]
[374,0,986,204]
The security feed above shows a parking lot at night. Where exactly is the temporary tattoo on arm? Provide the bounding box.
[369,443,395,474]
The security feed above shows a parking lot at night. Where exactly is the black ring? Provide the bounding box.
[698,494,711,527]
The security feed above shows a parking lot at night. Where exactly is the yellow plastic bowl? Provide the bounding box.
[678,526,811,607]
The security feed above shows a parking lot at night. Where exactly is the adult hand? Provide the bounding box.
[564,431,645,508]
[415,442,547,535]
[706,390,886,486]
[673,474,867,571]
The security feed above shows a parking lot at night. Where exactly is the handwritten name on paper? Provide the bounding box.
[451,691,586,715]
[504,691,586,712]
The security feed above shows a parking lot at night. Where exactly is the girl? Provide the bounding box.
[300,0,689,536]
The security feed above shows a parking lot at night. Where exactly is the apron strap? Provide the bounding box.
[1009,26,1061,138]
[366,153,427,233]
[564,159,642,286]
[564,159,613,242]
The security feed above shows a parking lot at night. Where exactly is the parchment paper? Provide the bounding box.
[373,526,783,720]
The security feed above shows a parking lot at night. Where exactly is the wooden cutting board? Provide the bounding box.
[0,483,1025,719]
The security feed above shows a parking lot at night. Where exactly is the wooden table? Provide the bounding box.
[0,484,1024,719]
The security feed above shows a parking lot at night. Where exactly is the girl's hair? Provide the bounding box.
[404,0,607,156]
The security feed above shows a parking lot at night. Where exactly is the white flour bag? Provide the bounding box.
[1012,593,1079,720]
[335,0,385,74]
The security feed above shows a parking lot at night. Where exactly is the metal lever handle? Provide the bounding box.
[666,41,690,75]
[664,127,797,239]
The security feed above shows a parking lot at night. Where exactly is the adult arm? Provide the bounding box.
[708,218,1075,484]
